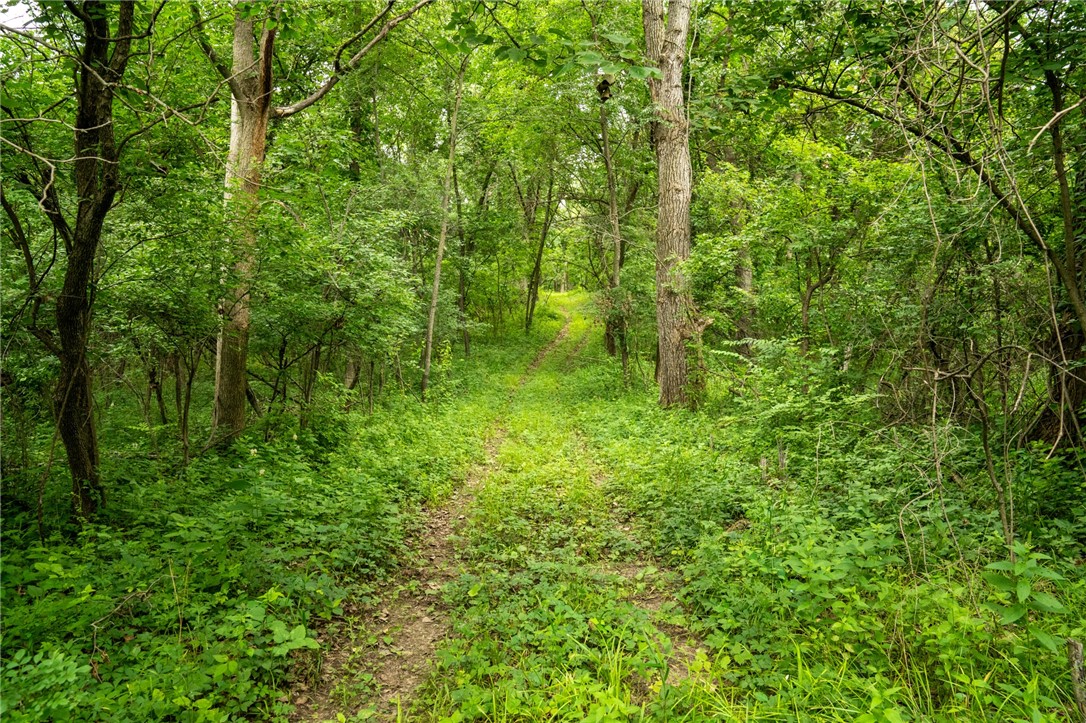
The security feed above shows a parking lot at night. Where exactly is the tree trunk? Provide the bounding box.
[643,0,697,407]
[453,165,472,357]
[735,249,753,356]
[150,360,168,425]
[421,61,466,401]
[171,354,184,423]
[525,175,556,333]
[368,359,376,414]
[345,355,361,391]
[210,11,275,445]
[300,343,320,430]
[43,2,135,516]
[599,94,628,373]
[180,349,200,467]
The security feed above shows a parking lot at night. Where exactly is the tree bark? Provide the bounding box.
[643,0,698,407]
[1068,637,1086,722]
[345,356,361,391]
[453,164,472,357]
[525,175,556,333]
[421,60,466,401]
[42,1,135,516]
[149,360,168,425]
[180,348,200,467]
[210,9,275,444]
[599,93,628,372]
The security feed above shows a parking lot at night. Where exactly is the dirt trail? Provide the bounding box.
[296,315,571,721]
[521,311,572,381]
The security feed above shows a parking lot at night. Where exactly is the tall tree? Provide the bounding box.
[642,0,698,406]
[598,75,629,372]
[523,172,557,334]
[192,0,435,443]
[421,58,467,401]
[2,1,141,516]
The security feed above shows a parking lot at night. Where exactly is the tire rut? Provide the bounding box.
[294,315,573,722]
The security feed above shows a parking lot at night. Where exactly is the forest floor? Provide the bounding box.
[5,293,1079,722]
[297,296,712,721]
[286,293,1084,723]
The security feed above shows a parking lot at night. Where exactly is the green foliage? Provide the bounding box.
[579,370,1082,721]
[400,297,1084,722]
[982,544,1068,651]
[0,329,530,719]
[4,0,1086,719]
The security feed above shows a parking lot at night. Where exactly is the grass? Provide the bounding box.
[412,296,744,721]
[3,292,1082,721]
[405,293,1084,722]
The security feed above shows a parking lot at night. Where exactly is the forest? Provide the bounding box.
[1,0,1084,720]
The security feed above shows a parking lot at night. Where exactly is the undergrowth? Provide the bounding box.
[570,340,1086,722]
[0,317,558,722]
[3,295,1083,722]
[413,295,1084,722]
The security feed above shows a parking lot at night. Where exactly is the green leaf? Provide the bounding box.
[497,46,527,62]
[998,603,1028,625]
[982,572,1016,592]
[1016,580,1031,603]
[628,65,661,80]
[1028,591,1066,613]
[1029,627,1062,652]
[984,560,1015,572]
[602,32,632,46]
[1032,566,1065,582]
[225,477,251,491]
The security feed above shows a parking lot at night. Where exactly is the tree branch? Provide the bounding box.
[334,0,395,74]
[784,79,1086,337]
[273,0,436,119]
[189,2,243,100]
